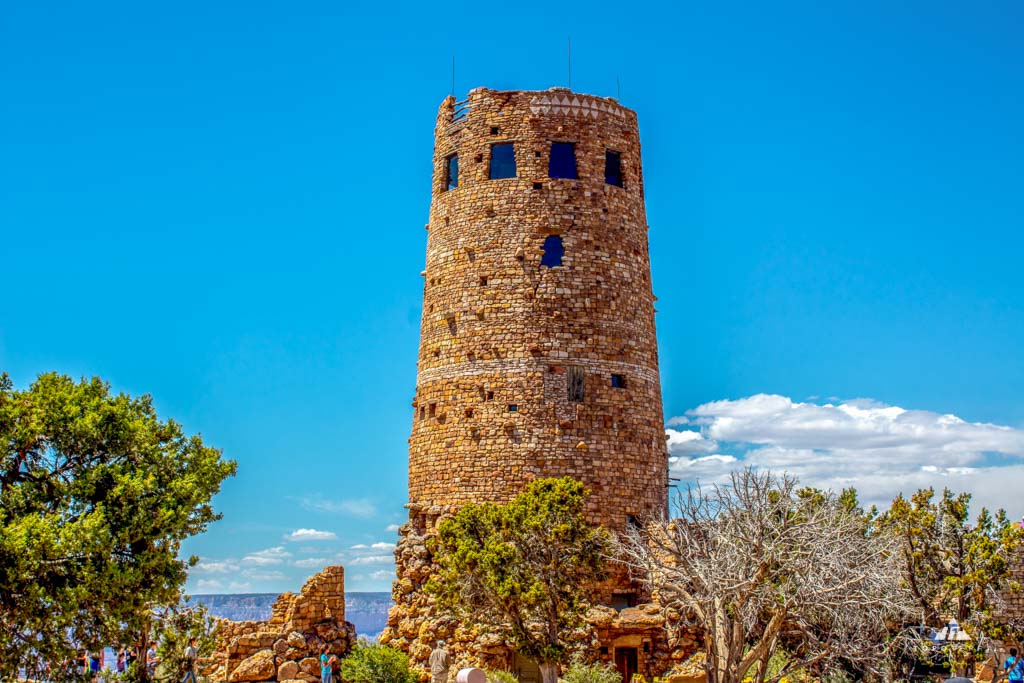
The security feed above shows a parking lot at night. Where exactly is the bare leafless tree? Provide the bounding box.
[617,469,914,683]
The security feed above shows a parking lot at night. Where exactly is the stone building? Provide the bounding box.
[206,566,356,682]
[381,87,678,681]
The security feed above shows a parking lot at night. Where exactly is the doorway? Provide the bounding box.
[614,647,638,683]
[514,652,541,683]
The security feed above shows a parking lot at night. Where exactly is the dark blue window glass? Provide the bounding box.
[605,150,623,186]
[611,374,627,388]
[489,143,517,179]
[548,142,577,179]
[540,235,564,267]
[445,154,458,191]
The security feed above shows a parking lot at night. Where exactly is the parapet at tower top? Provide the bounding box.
[444,86,637,122]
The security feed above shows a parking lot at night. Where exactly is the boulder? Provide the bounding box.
[286,632,306,649]
[229,650,276,682]
[298,657,320,676]
[616,606,665,629]
[277,660,299,681]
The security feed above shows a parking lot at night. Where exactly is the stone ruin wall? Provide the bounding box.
[383,87,685,679]
[995,546,1024,647]
[205,566,355,683]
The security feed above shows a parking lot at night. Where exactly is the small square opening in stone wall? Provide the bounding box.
[541,235,564,267]
[567,366,585,402]
[508,404,519,412]
[444,154,458,191]
[549,142,577,179]
[605,150,624,187]
[489,143,517,179]
[611,374,627,389]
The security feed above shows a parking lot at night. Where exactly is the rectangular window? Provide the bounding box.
[567,366,585,403]
[611,593,638,612]
[548,142,577,179]
[508,404,519,412]
[489,143,517,179]
[611,374,627,389]
[444,154,458,191]
[605,150,623,187]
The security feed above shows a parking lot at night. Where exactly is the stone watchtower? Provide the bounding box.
[383,87,673,681]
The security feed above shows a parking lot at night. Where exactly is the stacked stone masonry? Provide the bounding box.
[383,87,679,681]
[206,566,356,683]
[997,547,1024,632]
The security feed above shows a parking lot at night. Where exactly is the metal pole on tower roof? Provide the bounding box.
[568,36,572,89]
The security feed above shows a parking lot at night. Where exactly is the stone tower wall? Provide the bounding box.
[384,87,674,679]
[408,87,668,530]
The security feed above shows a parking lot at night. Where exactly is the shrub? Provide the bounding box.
[486,670,519,683]
[561,660,621,683]
[340,643,418,683]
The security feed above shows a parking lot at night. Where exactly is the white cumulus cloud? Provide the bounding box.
[242,546,292,567]
[293,557,331,569]
[668,394,1024,517]
[284,528,337,542]
[242,569,286,582]
[193,559,240,574]
[349,555,394,566]
[196,579,223,591]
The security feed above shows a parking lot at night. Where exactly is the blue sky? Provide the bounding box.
[2,1,1023,593]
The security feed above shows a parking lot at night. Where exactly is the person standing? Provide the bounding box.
[89,649,102,681]
[319,644,337,683]
[146,643,160,678]
[181,637,199,683]
[429,639,451,683]
[1005,647,1024,683]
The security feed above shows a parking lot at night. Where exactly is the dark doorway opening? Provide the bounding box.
[614,647,638,683]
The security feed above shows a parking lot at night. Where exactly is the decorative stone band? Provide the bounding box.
[416,356,660,386]
[528,93,628,119]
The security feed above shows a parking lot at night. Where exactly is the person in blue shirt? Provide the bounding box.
[319,644,337,683]
[1005,647,1024,683]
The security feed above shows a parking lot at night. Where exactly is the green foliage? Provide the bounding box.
[153,602,217,678]
[880,487,1024,672]
[560,660,621,683]
[427,477,609,675]
[485,670,520,683]
[0,372,237,678]
[339,642,418,683]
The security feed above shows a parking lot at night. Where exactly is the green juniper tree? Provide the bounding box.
[0,372,236,679]
[428,477,610,683]
[881,487,1024,674]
